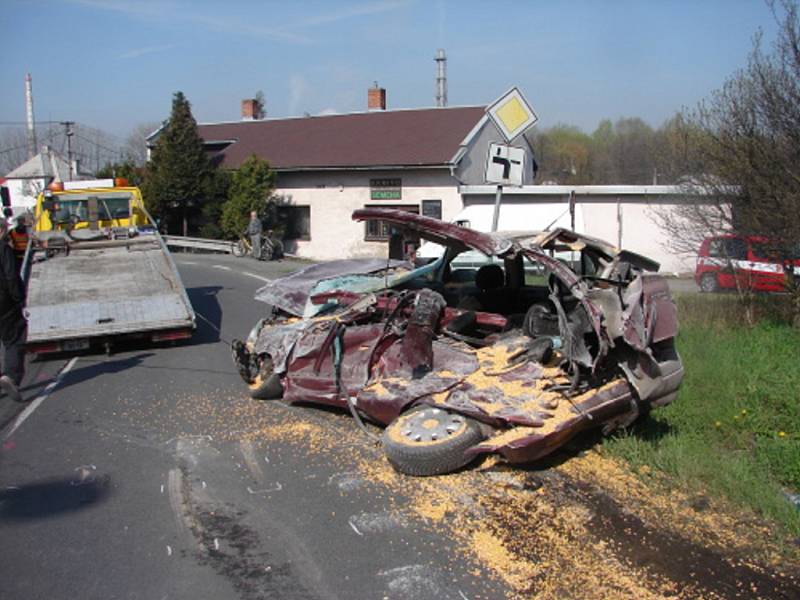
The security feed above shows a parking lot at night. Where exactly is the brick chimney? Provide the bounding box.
[241,98,264,120]
[367,82,386,111]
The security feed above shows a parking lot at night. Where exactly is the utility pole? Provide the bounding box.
[61,121,75,179]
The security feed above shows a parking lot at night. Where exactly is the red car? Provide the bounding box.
[233,209,684,476]
[695,234,800,293]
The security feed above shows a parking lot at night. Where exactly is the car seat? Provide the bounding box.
[458,264,509,313]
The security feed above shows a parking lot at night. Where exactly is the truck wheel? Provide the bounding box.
[382,406,484,476]
[248,355,283,400]
[700,273,719,293]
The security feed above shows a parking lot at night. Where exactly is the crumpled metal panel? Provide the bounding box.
[353,208,513,256]
[253,258,410,316]
[357,338,480,425]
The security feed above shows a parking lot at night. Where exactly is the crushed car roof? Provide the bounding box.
[352,208,660,271]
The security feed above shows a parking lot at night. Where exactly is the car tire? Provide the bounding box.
[232,240,246,257]
[248,355,283,400]
[382,406,484,476]
[700,273,719,293]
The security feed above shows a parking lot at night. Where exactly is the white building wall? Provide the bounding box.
[459,189,701,275]
[4,177,42,216]
[274,169,461,260]
[580,203,694,275]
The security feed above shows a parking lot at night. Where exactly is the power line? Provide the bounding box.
[0,143,29,155]
[73,132,122,155]
[0,120,64,126]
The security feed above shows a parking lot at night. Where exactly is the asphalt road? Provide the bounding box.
[3,252,794,600]
[0,253,506,600]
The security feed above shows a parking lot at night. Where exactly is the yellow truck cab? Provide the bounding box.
[35,180,150,234]
[25,179,195,354]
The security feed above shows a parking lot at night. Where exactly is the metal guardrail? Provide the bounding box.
[163,235,236,254]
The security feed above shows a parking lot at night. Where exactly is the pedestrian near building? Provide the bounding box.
[0,220,25,402]
[246,211,262,259]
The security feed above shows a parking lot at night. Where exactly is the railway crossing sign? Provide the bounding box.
[485,142,525,186]
[486,87,538,143]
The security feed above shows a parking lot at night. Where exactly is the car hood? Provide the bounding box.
[254,258,413,317]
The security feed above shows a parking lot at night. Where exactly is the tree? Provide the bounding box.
[530,125,592,184]
[124,121,160,166]
[142,92,211,236]
[254,90,267,120]
[96,160,144,186]
[220,154,277,238]
[198,169,231,239]
[655,0,800,324]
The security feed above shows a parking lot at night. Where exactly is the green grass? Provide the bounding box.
[604,294,800,537]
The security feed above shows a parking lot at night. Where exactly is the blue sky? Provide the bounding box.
[0,0,782,138]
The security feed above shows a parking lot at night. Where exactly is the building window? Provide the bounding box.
[364,204,418,241]
[421,199,442,220]
[369,178,402,200]
[278,205,311,240]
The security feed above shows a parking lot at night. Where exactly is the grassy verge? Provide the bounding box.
[604,293,800,537]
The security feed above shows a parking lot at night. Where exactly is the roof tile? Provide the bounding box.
[197,106,485,170]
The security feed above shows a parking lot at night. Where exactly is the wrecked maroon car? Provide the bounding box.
[232,208,683,476]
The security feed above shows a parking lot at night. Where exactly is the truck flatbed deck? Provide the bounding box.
[26,236,195,344]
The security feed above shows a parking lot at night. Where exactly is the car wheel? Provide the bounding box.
[382,406,484,476]
[248,355,283,400]
[700,273,719,293]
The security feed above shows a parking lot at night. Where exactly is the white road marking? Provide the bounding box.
[3,357,78,441]
[211,263,271,283]
[180,261,198,265]
[240,272,272,283]
[166,545,172,556]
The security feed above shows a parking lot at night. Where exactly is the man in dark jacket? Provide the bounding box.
[0,220,25,402]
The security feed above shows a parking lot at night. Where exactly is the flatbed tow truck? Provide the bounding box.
[23,179,195,354]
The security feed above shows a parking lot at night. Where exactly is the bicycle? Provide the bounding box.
[232,234,280,260]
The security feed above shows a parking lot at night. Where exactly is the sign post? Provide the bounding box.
[484,88,539,231]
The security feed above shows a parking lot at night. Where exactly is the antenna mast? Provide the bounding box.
[435,49,447,107]
[25,73,37,158]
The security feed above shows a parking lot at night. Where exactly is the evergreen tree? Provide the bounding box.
[220,154,277,238]
[96,160,144,187]
[143,92,210,235]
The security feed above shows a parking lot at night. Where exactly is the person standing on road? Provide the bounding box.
[0,220,25,402]
[10,214,30,275]
[246,211,262,259]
